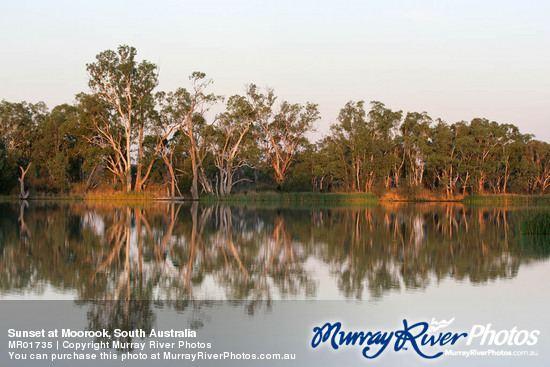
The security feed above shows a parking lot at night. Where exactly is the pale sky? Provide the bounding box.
[1,0,549,141]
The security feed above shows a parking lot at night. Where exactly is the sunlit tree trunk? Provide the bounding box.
[18,163,31,199]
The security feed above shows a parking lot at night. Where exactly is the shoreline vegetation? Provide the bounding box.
[3,192,550,206]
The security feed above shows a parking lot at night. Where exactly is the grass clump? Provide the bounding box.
[200,192,378,205]
[84,191,156,201]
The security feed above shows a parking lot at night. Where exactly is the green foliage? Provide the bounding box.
[327,101,402,192]
[0,141,15,193]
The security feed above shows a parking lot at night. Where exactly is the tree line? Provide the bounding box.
[1,45,549,198]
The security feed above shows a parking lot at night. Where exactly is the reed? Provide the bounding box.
[200,192,378,205]
[519,209,550,235]
[463,194,550,206]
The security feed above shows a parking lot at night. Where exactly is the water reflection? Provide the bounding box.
[0,201,548,301]
[315,205,524,299]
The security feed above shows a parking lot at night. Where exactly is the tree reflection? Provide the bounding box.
[0,202,547,303]
[311,204,527,299]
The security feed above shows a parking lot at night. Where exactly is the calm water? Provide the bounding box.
[1,201,549,366]
[1,201,548,301]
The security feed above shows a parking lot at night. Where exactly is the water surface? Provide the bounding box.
[1,201,547,301]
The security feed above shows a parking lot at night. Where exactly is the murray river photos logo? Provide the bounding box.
[311,318,540,359]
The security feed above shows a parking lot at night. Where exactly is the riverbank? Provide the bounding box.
[2,192,550,206]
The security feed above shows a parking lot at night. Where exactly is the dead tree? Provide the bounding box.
[18,162,31,199]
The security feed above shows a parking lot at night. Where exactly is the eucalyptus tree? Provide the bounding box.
[212,94,257,195]
[467,118,507,193]
[330,101,368,192]
[366,101,402,190]
[314,136,349,191]
[0,100,47,156]
[490,124,530,194]
[86,45,158,192]
[317,135,354,191]
[0,100,47,192]
[154,92,183,197]
[132,61,161,191]
[451,122,474,194]
[32,104,80,191]
[427,120,459,196]
[249,85,319,187]
[161,72,222,200]
[330,101,401,192]
[526,140,550,193]
[18,163,31,198]
[0,100,47,161]
[450,120,530,194]
[400,111,432,187]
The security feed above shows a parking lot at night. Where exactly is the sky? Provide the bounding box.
[1,0,549,141]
